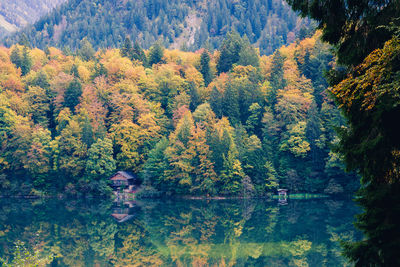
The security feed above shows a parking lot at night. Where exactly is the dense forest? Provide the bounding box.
[2,0,316,55]
[0,31,358,197]
[0,0,66,38]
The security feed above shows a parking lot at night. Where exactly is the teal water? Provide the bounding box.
[0,198,360,266]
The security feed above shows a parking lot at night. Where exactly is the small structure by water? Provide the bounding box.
[110,171,139,193]
[278,189,288,205]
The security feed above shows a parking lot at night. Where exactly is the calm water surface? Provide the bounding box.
[0,198,360,266]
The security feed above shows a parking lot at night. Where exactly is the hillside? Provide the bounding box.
[0,0,66,38]
[0,32,357,197]
[2,0,316,55]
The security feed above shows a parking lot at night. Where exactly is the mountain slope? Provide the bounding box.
[3,0,315,55]
[0,0,66,38]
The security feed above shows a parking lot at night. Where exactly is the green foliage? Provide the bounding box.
[286,0,399,66]
[4,0,315,56]
[10,45,32,76]
[286,1,400,265]
[148,42,164,66]
[200,50,212,86]
[63,78,82,113]
[85,138,116,180]
[78,38,95,61]
[0,32,356,197]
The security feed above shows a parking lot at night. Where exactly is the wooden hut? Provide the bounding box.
[109,171,139,192]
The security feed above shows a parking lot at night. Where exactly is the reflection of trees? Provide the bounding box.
[0,198,360,266]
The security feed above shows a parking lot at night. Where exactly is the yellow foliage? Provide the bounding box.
[77,65,91,83]
[30,48,47,71]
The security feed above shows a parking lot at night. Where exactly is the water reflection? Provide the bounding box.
[0,198,360,266]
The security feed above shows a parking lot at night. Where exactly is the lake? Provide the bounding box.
[0,198,360,266]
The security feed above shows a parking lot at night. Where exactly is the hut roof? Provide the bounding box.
[110,171,136,181]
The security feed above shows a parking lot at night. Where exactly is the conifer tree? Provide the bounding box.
[121,36,133,58]
[64,78,83,113]
[132,41,147,64]
[20,46,32,76]
[148,41,164,66]
[200,50,212,86]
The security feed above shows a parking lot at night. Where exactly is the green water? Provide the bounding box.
[0,198,360,266]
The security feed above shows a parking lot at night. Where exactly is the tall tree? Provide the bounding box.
[20,46,32,76]
[286,1,400,265]
[64,78,83,113]
[78,38,95,61]
[121,36,133,58]
[85,138,116,180]
[200,50,212,86]
[148,41,164,66]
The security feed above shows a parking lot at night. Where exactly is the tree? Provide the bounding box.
[286,0,399,66]
[264,161,279,191]
[141,138,169,191]
[121,36,133,58]
[148,41,164,66]
[78,38,95,61]
[331,36,400,266]
[85,138,116,180]
[20,46,32,76]
[216,31,243,74]
[286,1,400,265]
[110,120,142,172]
[10,46,21,69]
[64,79,82,113]
[132,41,147,63]
[238,37,259,67]
[200,50,212,86]
[55,120,87,182]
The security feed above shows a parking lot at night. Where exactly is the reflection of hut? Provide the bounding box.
[278,189,288,205]
[111,201,138,223]
[109,171,139,192]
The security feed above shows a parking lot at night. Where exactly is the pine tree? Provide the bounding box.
[64,78,83,113]
[132,41,147,64]
[20,46,32,76]
[217,31,243,74]
[10,46,21,68]
[148,41,164,66]
[121,36,133,58]
[78,38,95,61]
[200,50,212,86]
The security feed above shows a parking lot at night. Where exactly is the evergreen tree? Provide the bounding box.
[20,46,32,76]
[188,82,200,112]
[132,41,147,63]
[200,50,212,86]
[64,78,83,113]
[78,38,95,61]
[121,36,133,58]
[223,83,240,125]
[148,41,164,66]
[10,46,21,69]
[286,1,400,264]
[210,86,223,118]
[216,31,243,74]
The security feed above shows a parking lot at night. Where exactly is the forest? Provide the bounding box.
[2,0,316,55]
[0,31,358,197]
